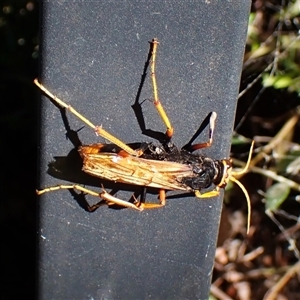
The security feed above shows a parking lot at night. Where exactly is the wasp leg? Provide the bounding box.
[36,184,143,211]
[150,39,174,139]
[99,187,143,211]
[138,189,166,209]
[194,188,220,198]
[34,79,142,157]
[190,111,217,151]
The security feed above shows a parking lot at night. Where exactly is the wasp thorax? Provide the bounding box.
[180,157,218,190]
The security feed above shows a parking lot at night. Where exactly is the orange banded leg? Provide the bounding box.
[36,184,143,211]
[190,112,217,151]
[34,79,141,157]
[150,39,174,139]
[139,189,166,209]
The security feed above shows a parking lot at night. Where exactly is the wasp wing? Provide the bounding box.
[80,151,194,191]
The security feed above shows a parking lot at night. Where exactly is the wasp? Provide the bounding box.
[35,38,253,232]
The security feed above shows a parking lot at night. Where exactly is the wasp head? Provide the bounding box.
[215,158,233,189]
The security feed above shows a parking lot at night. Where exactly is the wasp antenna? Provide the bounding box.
[232,140,254,176]
[230,176,251,234]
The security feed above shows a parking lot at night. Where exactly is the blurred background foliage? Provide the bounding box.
[1,0,300,299]
[212,1,300,299]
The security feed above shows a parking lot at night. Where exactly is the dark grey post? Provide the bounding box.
[37,2,251,299]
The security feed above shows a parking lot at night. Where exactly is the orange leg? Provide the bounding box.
[194,187,220,198]
[37,184,167,211]
[34,79,141,157]
[150,39,174,139]
[36,184,143,211]
[190,111,217,151]
[139,189,166,209]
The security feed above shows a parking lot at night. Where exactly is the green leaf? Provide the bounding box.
[265,183,290,212]
[262,74,277,87]
[231,134,252,145]
[274,76,293,89]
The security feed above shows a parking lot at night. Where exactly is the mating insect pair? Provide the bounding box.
[35,38,253,232]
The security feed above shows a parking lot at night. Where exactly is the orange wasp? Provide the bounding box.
[35,38,253,232]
